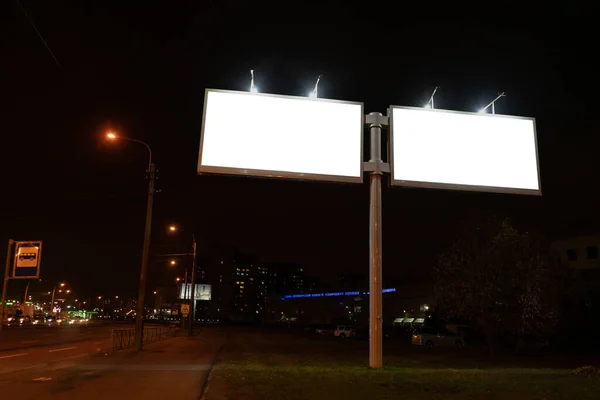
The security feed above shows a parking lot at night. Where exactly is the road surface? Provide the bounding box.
[0,324,118,375]
[0,326,224,400]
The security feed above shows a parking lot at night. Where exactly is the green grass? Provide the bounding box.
[206,330,600,400]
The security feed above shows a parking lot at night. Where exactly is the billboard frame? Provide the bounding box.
[388,105,542,196]
[11,240,42,279]
[197,89,365,184]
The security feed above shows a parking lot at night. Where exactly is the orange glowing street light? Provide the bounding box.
[168,225,177,232]
[170,260,177,266]
[176,277,181,282]
[104,129,155,351]
[60,283,65,287]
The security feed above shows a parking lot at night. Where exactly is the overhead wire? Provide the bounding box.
[15,0,66,76]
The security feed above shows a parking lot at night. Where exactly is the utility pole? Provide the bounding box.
[188,236,197,337]
[0,239,14,334]
[23,281,30,305]
[134,162,156,351]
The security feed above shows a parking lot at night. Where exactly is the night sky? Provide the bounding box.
[2,1,597,298]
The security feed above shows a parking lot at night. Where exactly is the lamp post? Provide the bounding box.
[168,225,197,336]
[106,131,156,351]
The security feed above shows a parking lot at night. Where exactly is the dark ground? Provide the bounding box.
[206,326,600,400]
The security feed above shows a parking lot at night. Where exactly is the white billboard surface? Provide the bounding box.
[391,107,541,194]
[198,90,363,183]
[179,284,211,301]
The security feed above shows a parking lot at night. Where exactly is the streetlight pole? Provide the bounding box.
[134,159,155,351]
[106,132,155,351]
[188,234,197,337]
[23,281,30,305]
[0,239,14,334]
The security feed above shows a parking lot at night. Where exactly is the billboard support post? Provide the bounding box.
[0,239,14,335]
[365,112,387,369]
[188,235,197,337]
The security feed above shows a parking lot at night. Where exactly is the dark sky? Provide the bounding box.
[2,1,597,298]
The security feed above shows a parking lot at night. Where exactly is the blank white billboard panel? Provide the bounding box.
[390,107,541,195]
[198,90,363,183]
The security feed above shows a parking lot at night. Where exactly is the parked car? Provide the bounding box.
[334,325,355,338]
[315,324,335,336]
[412,327,464,347]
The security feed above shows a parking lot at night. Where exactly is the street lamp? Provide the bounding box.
[170,260,177,266]
[106,130,156,351]
[168,224,197,337]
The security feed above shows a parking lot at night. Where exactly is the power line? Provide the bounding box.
[15,0,66,76]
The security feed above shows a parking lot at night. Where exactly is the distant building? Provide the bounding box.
[199,245,268,322]
[551,235,600,270]
[266,263,306,295]
[266,283,433,325]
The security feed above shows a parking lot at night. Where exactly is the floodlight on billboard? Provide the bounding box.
[390,107,541,195]
[198,89,363,183]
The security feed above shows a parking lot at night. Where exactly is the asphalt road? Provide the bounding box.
[0,327,224,400]
[0,324,122,375]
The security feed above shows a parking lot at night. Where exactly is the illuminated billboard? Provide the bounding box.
[390,107,541,195]
[198,89,364,183]
[179,284,211,301]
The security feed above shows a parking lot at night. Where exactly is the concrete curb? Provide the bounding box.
[199,343,224,400]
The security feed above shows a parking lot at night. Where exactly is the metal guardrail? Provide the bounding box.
[112,325,177,351]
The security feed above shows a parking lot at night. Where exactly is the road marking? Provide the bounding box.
[60,353,89,361]
[49,347,76,353]
[0,353,28,359]
[22,340,40,344]
[33,377,52,382]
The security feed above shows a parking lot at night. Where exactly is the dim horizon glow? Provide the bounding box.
[199,90,363,181]
[391,107,540,193]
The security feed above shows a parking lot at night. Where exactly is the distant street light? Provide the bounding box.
[106,130,156,351]
[168,224,197,337]
[170,260,177,266]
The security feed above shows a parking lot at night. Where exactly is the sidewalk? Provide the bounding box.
[0,327,225,400]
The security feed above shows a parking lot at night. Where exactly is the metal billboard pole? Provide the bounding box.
[365,112,389,369]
